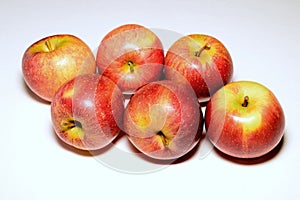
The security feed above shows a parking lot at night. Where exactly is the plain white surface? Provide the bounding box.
[1,0,300,199]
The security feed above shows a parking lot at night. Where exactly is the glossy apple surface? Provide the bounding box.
[164,34,233,102]
[51,74,124,150]
[205,81,285,158]
[96,24,164,94]
[124,80,203,160]
[22,34,96,102]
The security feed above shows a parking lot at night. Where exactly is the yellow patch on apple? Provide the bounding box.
[63,88,74,98]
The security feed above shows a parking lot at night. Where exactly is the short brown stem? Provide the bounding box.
[242,96,249,107]
[45,40,53,51]
[194,43,211,57]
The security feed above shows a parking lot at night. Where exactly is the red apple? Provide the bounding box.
[51,74,124,150]
[22,34,96,102]
[123,80,203,160]
[96,24,164,94]
[164,34,233,102]
[205,81,285,158]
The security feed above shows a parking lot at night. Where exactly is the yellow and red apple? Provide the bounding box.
[165,34,233,102]
[96,24,164,94]
[22,34,96,102]
[123,80,203,160]
[205,81,285,158]
[51,74,124,150]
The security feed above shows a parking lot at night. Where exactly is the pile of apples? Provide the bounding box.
[22,24,285,161]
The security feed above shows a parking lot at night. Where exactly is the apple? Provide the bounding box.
[51,74,124,150]
[123,80,203,160]
[205,81,285,158]
[22,34,96,102]
[164,34,233,102]
[96,24,164,94]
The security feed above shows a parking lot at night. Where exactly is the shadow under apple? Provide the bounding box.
[51,124,125,157]
[126,132,205,165]
[214,133,286,165]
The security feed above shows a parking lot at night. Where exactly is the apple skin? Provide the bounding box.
[205,81,285,159]
[96,24,164,94]
[123,80,203,160]
[51,74,124,150]
[164,34,233,102]
[22,34,96,102]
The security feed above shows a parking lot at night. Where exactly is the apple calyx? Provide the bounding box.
[127,61,135,73]
[62,119,82,130]
[61,118,84,137]
[156,131,170,146]
[242,96,249,107]
[194,43,211,57]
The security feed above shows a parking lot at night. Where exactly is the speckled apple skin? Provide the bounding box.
[124,80,203,160]
[96,24,164,93]
[51,74,124,150]
[22,34,96,102]
[165,34,233,102]
[205,81,285,158]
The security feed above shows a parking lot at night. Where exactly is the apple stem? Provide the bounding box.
[242,96,249,107]
[194,43,211,57]
[128,61,135,73]
[45,40,53,52]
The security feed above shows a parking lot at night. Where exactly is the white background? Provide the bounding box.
[1,0,300,199]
